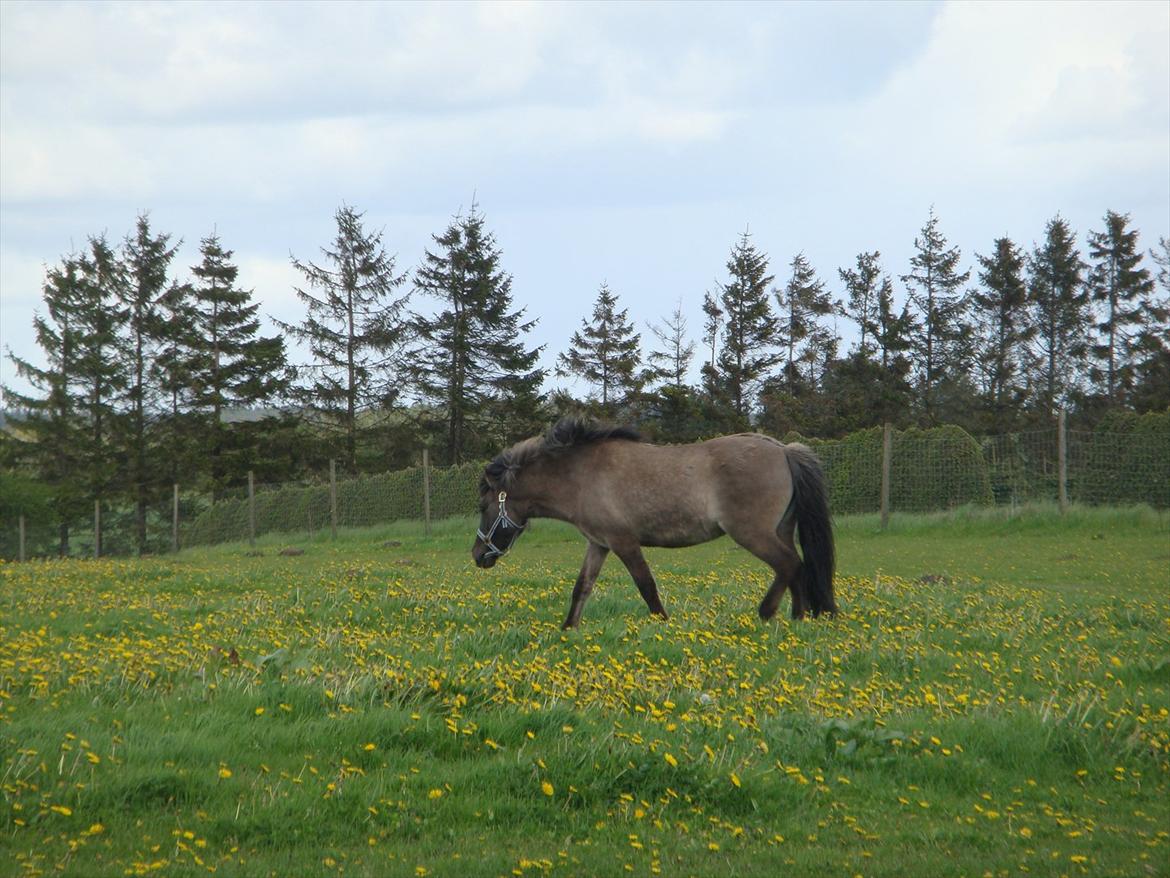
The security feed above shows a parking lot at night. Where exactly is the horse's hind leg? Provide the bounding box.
[728,523,804,621]
[562,542,609,629]
[612,543,669,620]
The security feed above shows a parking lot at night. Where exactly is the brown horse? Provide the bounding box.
[472,418,837,628]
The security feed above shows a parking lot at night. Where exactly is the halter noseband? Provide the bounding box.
[477,491,526,560]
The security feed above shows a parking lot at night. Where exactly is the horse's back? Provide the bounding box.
[583,434,794,544]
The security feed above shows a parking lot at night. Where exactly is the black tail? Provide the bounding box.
[785,443,837,617]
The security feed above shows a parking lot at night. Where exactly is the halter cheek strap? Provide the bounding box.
[477,491,526,559]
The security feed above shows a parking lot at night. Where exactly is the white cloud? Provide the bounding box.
[845,1,1169,185]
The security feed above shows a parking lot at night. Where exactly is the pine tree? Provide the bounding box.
[647,298,696,390]
[190,233,291,495]
[557,283,644,416]
[1028,215,1088,417]
[74,236,129,554]
[411,203,544,464]
[972,237,1032,432]
[901,209,972,424]
[776,252,835,393]
[279,206,409,472]
[120,214,179,553]
[838,251,884,359]
[3,256,87,554]
[711,231,780,422]
[1086,211,1156,404]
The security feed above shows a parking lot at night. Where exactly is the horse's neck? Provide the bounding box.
[516,455,583,523]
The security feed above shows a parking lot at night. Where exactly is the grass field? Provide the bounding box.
[2,506,1168,877]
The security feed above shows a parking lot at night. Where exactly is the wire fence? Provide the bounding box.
[3,416,1168,559]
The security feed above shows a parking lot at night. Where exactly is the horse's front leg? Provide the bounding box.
[562,542,609,629]
[612,543,669,620]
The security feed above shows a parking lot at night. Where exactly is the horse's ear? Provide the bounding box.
[484,459,509,488]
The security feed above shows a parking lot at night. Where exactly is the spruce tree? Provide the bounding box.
[190,233,291,495]
[557,283,644,417]
[641,300,699,442]
[1086,211,1155,404]
[279,206,409,472]
[700,289,722,372]
[776,252,835,393]
[152,279,199,485]
[411,203,544,464]
[1153,237,1170,294]
[647,298,696,390]
[838,251,884,359]
[803,272,916,435]
[1130,236,1170,411]
[1028,215,1088,417]
[972,237,1032,432]
[120,214,179,552]
[3,256,87,554]
[711,231,780,423]
[74,236,129,554]
[901,209,972,424]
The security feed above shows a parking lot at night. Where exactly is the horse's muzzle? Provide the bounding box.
[473,548,497,569]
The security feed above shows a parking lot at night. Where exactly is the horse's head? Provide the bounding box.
[472,459,530,568]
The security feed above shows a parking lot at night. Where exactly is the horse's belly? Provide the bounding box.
[638,515,722,548]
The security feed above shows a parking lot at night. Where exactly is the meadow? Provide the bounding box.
[2,506,1168,877]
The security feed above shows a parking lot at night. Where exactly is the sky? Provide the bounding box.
[2,0,1168,401]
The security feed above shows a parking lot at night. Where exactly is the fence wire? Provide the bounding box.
[4,420,1168,558]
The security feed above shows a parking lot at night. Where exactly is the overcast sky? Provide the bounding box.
[2,0,1168,400]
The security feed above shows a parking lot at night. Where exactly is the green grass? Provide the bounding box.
[2,506,1168,878]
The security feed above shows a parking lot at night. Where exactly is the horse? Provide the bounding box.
[471,417,836,629]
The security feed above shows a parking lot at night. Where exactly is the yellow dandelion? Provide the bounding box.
[50,805,72,816]
[730,772,741,788]
[254,707,265,716]
[427,788,443,799]
[363,743,376,751]
[663,753,678,767]
[86,751,101,764]
[1019,827,1033,839]
[541,780,554,797]
[218,767,232,779]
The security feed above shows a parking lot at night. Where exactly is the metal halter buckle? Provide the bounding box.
[477,490,526,559]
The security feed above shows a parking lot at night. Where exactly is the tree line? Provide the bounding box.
[2,202,1167,554]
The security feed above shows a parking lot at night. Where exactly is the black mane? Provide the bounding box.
[481,417,643,491]
[543,417,643,451]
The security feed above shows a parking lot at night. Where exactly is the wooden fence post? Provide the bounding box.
[1057,408,1068,514]
[172,483,180,553]
[248,471,256,547]
[94,499,101,559]
[329,459,338,541]
[880,423,892,531]
[423,448,431,537]
[18,513,26,563]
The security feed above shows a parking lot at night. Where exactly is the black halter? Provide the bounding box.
[477,491,526,560]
